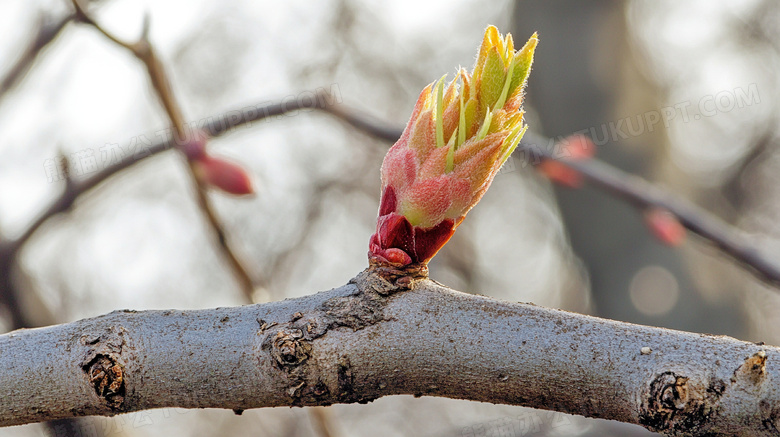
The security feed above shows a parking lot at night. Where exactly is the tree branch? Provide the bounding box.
[0,270,776,436]
[0,11,75,101]
[517,131,780,289]
[2,93,778,305]
[71,0,256,300]
[322,107,780,289]
[3,97,779,314]
[0,95,347,281]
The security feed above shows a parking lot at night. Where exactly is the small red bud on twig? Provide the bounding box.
[644,207,686,246]
[192,156,254,196]
[183,134,254,196]
[537,134,595,188]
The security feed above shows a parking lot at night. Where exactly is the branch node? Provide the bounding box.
[748,350,768,377]
[734,350,768,384]
[640,371,723,434]
[269,328,311,367]
[80,327,128,410]
[362,261,428,295]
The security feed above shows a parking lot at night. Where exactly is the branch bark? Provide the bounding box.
[1,269,777,436]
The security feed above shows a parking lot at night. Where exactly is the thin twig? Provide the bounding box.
[0,12,75,101]
[320,107,780,288]
[0,96,339,263]
[2,95,778,295]
[71,0,255,300]
[518,131,780,289]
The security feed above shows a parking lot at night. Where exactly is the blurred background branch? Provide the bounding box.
[71,0,257,301]
[0,11,75,102]
[520,130,780,290]
[6,98,776,304]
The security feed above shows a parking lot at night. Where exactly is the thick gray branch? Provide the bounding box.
[0,271,777,436]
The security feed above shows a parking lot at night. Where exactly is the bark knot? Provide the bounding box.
[85,355,124,404]
[80,326,127,410]
[734,350,767,384]
[640,371,722,434]
[258,271,405,406]
[269,328,311,367]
